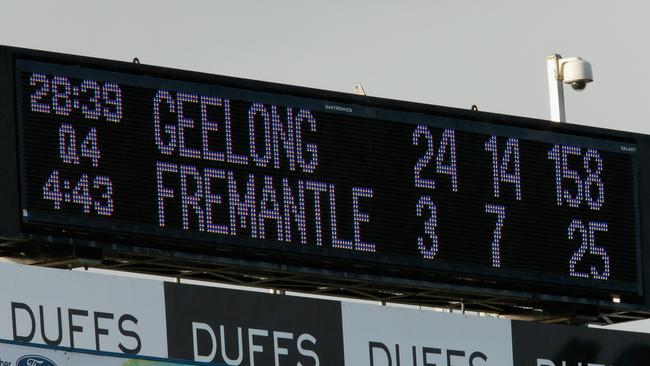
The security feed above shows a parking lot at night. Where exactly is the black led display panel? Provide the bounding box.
[14,58,642,296]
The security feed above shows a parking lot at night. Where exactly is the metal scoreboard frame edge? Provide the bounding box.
[1,45,649,316]
[639,136,650,311]
[0,47,20,239]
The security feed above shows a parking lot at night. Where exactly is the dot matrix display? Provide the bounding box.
[16,59,641,295]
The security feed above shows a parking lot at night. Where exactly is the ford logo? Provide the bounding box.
[16,356,56,366]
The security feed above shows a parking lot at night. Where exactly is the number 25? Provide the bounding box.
[568,219,610,280]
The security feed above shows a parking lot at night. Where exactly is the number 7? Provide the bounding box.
[485,204,506,267]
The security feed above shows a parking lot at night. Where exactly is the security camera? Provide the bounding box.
[560,57,593,91]
[546,54,594,122]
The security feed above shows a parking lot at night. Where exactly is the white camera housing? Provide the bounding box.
[560,57,593,90]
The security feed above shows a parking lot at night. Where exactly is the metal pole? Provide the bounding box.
[546,54,566,123]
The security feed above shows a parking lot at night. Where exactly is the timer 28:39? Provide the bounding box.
[29,73,122,122]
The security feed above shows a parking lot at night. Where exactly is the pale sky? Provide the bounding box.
[1,0,649,134]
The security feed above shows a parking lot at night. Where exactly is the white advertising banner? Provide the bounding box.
[0,263,167,358]
[341,302,513,366]
[0,341,186,366]
[5,262,647,366]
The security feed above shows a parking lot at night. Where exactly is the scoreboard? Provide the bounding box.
[1,46,649,309]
